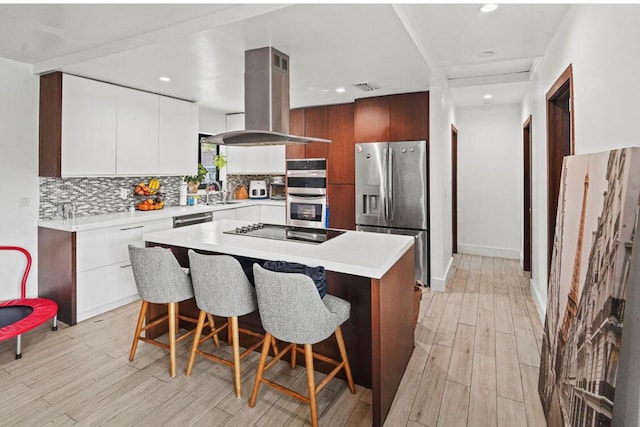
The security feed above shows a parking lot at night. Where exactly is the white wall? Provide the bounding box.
[428,87,456,291]
[456,104,522,259]
[0,58,39,299]
[521,4,640,321]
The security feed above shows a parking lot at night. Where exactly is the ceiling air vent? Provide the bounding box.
[353,82,380,92]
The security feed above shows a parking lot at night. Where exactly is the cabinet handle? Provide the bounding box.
[120,264,132,268]
[120,225,144,231]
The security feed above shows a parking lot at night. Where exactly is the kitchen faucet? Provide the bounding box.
[206,180,222,204]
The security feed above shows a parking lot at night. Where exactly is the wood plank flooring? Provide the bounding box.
[0,254,546,426]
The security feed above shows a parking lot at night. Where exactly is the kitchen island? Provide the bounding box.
[143,219,415,427]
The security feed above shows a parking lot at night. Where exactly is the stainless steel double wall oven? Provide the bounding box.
[286,158,327,228]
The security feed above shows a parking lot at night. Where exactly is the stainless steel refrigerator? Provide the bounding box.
[355,140,430,285]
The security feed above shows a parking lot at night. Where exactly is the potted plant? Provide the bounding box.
[184,163,208,193]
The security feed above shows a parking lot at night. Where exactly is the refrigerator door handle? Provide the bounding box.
[388,145,394,221]
[383,147,389,223]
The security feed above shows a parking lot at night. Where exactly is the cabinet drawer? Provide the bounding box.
[76,218,172,271]
[76,262,139,322]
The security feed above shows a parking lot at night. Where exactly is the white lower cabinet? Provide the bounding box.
[260,205,286,225]
[213,208,237,220]
[75,217,172,322]
[236,205,260,222]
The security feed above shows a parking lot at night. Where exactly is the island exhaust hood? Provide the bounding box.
[205,47,331,146]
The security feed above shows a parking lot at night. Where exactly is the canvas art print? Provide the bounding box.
[539,147,640,426]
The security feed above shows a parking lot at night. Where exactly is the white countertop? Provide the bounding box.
[143,219,413,279]
[38,199,285,232]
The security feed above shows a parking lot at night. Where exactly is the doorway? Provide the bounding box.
[546,65,574,275]
[523,116,532,274]
[451,124,458,255]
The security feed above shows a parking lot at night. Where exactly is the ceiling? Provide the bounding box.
[0,3,569,112]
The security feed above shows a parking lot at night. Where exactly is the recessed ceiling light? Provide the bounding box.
[483,94,493,100]
[479,4,498,13]
[479,51,496,58]
[159,76,171,82]
[336,87,346,93]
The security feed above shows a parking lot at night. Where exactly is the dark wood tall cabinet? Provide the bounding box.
[304,106,329,159]
[286,108,306,159]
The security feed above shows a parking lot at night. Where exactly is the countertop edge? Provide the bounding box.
[38,199,286,232]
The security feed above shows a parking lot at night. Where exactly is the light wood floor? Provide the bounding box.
[0,254,546,426]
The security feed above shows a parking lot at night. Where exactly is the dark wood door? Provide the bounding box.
[354,96,389,143]
[389,92,429,142]
[546,65,574,275]
[327,103,355,185]
[328,183,355,230]
[451,125,458,254]
[286,108,306,159]
[523,116,532,274]
[304,106,329,159]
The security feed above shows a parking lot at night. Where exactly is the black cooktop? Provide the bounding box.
[223,223,345,245]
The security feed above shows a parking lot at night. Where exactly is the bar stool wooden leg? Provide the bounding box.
[230,316,242,398]
[335,326,356,394]
[129,300,148,361]
[249,332,272,408]
[186,310,207,376]
[271,336,279,357]
[206,313,220,347]
[291,343,297,369]
[304,344,319,427]
[168,302,177,378]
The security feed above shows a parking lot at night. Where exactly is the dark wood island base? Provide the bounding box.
[145,242,415,427]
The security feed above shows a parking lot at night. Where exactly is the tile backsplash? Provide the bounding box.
[39,176,183,219]
[39,173,286,219]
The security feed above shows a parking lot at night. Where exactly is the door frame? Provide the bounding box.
[546,64,575,276]
[523,116,532,274]
[451,124,458,255]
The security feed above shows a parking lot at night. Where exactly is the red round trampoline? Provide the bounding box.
[0,246,58,359]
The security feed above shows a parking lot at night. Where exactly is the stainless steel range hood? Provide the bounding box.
[205,47,330,146]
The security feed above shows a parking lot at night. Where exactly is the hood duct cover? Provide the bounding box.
[205,47,331,146]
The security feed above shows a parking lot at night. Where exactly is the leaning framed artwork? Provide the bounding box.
[539,147,640,426]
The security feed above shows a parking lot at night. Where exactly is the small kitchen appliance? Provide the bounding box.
[269,176,286,200]
[249,180,268,199]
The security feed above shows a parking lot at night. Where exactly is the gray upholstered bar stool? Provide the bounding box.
[186,250,276,398]
[128,244,200,377]
[250,264,356,427]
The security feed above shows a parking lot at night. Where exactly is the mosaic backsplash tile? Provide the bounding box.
[39,176,183,219]
[38,174,285,219]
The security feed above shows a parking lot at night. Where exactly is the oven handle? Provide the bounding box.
[287,195,327,202]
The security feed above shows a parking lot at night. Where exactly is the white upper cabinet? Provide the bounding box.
[116,87,159,176]
[158,96,199,176]
[224,113,285,175]
[61,74,118,176]
[44,73,197,177]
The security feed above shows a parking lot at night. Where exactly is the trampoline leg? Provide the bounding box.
[15,335,22,360]
[52,315,58,331]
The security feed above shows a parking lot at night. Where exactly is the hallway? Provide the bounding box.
[385,254,547,426]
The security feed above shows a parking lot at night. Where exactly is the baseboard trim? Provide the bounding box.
[429,256,453,292]
[529,278,546,324]
[457,243,520,259]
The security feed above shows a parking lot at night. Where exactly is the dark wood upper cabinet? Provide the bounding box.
[327,103,355,185]
[286,108,306,159]
[389,92,429,142]
[304,106,329,159]
[328,184,355,230]
[354,96,389,143]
